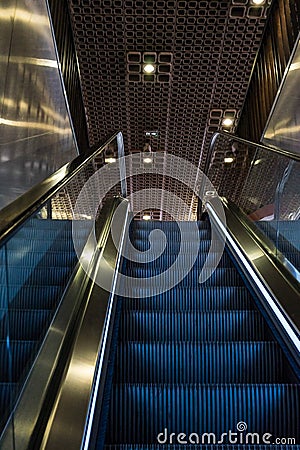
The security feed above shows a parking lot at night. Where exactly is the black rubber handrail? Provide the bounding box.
[205,130,300,175]
[0,131,122,246]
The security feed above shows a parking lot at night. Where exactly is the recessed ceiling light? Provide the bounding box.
[251,0,265,4]
[222,118,234,127]
[143,214,151,220]
[143,64,155,74]
[254,158,263,165]
[105,157,116,163]
[224,156,235,164]
[143,157,153,164]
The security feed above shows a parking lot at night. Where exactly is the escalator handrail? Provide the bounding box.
[0,130,124,246]
[205,130,300,175]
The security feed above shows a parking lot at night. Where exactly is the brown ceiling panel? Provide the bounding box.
[68,0,272,219]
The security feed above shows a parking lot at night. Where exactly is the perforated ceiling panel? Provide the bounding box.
[68,0,272,220]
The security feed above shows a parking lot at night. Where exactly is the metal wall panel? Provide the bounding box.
[0,0,77,210]
[263,34,300,154]
[237,0,300,143]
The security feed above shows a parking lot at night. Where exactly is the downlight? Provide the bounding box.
[143,64,155,74]
[143,156,153,164]
[104,157,116,164]
[251,0,266,5]
[224,156,235,164]
[142,213,151,221]
[222,118,234,127]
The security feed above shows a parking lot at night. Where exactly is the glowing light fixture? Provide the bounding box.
[143,157,153,164]
[143,64,155,74]
[143,213,151,221]
[254,158,263,165]
[224,156,235,164]
[222,118,234,127]
[251,0,265,4]
[105,157,116,164]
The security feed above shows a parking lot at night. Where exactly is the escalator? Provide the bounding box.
[0,130,299,449]
[0,218,80,433]
[97,218,299,448]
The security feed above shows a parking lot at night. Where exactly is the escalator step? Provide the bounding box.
[114,342,284,384]
[13,228,86,240]
[0,285,63,309]
[0,309,52,340]
[5,251,77,268]
[132,221,211,230]
[124,268,245,287]
[6,239,76,252]
[107,384,300,443]
[130,230,211,241]
[0,267,71,286]
[0,340,38,382]
[119,311,268,342]
[120,287,254,311]
[0,383,17,429]
[131,240,221,253]
[126,252,234,269]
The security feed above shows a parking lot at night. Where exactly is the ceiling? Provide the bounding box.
[68,0,273,220]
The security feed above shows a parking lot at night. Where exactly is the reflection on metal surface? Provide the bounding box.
[0,0,77,210]
[0,117,71,134]
[0,56,58,68]
[263,34,300,155]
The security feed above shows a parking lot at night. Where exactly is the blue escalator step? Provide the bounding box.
[126,252,234,269]
[0,383,17,429]
[107,384,300,443]
[0,340,38,382]
[132,220,211,230]
[5,250,77,268]
[124,268,245,286]
[114,342,284,384]
[0,285,63,309]
[0,266,72,286]
[119,311,268,341]
[121,287,254,311]
[0,309,52,341]
[131,229,211,241]
[13,227,86,241]
[9,285,63,310]
[130,240,219,254]
[6,239,76,252]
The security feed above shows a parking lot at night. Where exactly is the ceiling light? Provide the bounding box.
[143,64,155,74]
[105,157,116,163]
[143,214,151,221]
[224,156,235,164]
[222,118,234,127]
[143,157,153,164]
[251,0,265,4]
[254,158,263,165]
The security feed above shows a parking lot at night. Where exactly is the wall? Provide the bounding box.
[0,0,78,210]
[237,0,300,144]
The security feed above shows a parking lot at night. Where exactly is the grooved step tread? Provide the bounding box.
[119,311,269,342]
[107,384,300,443]
[120,287,254,311]
[114,342,284,383]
